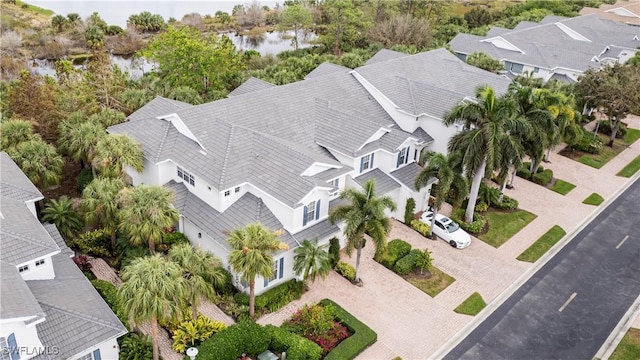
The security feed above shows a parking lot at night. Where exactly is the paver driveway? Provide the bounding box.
[258,116,640,359]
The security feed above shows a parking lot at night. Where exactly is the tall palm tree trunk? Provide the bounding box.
[429,207,437,239]
[249,279,256,319]
[466,160,486,223]
[354,238,363,283]
[148,239,155,254]
[151,317,159,360]
[110,231,117,252]
[191,286,198,321]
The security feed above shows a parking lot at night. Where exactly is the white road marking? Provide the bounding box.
[616,235,629,249]
[559,292,577,312]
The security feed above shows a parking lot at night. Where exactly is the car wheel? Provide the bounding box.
[449,240,457,248]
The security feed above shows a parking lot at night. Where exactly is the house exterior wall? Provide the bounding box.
[17,256,55,281]
[68,338,120,360]
[419,115,460,155]
[180,217,230,269]
[296,189,331,233]
[0,320,44,360]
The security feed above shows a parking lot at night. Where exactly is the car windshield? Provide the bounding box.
[441,218,459,232]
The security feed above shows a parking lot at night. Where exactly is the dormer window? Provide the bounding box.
[177,166,195,186]
[360,153,374,173]
[18,265,29,272]
[397,147,410,168]
[36,259,45,267]
[224,190,230,197]
[303,200,321,226]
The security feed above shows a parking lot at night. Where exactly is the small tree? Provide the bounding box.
[42,196,83,240]
[293,239,331,284]
[415,248,432,275]
[404,198,416,225]
[328,237,340,268]
[466,52,504,74]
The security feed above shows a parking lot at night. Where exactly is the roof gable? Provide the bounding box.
[0,152,43,202]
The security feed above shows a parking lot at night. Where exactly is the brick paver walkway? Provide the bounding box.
[258,115,640,359]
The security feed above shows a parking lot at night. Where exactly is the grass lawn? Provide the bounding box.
[582,193,604,206]
[550,179,576,195]
[517,225,566,263]
[574,132,640,169]
[454,292,487,316]
[610,328,640,360]
[617,155,640,178]
[624,128,640,144]
[405,266,455,298]
[478,209,537,248]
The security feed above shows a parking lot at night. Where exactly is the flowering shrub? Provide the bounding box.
[284,304,350,354]
[73,255,92,271]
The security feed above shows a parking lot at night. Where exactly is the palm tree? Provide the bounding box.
[329,179,397,283]
[118,185,179,254]
[42,196,83,240]
[543,91,580,162]
[444,86,527,223]
[119,255,188,360]
[168,243,226,321]
[81,177,125,249]
[0,119,34,150]
[293,239,332,285]
[227,222,289,319]
[93,134,144,179]
[414,151,468,238]
[8,136,64,189]
[58,115,106,171]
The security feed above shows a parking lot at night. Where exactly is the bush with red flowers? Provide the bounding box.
[283,304,350,354]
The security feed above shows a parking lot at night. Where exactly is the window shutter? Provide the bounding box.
[279,258,284,279]
[335,178,339,187]
[405,147,410,164]
[360,157,364,172]
[315,200,321,220]
[370,153,375,167]
[396,151,403,167]
[303,206,308,226]
[8,333,19,360]
[93,349,102,360]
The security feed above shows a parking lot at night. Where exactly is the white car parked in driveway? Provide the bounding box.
[419,211,471,249]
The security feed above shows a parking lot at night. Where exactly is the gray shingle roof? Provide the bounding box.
[0,260,44,320]
[0,196,60,266]
[228,77,276,97]
[127,96,192,122]
[28,253,127,360]
[354,48,512,118]
[305,62,351,79]
[450,13,639,73]
[390,162,429,190]
[293,218,340,242]
[1,152,43,201]
[44,223,74,257]
[355,169,401,195]
[168,181,299,251]
[365,49,410,65]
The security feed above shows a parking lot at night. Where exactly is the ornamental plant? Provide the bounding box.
[284,304,350,354]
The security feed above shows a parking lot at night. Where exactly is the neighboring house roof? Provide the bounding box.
[126,96,192,122]
[549,73,576,83]
[354,48,511,118]
[28,253,127,360]
[0,152,43,202]
[0,260,44,321]
[449,13,639,73]
[365,48,410,65]
[580,0,640,26]
[227,77,276,97]
[389,162,428,190]
[0,196,60,266]
[168,181,299,251]
[292,218,340,243]
[355,169,401,195]
[305,62,351,79]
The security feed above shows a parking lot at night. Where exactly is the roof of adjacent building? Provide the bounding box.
[580,0,640,26]
[390,162,427,190]
[168,181,299,251]
[355,48,512,118]
[355,169,401,195]
[227,77,276,97]
[0,260,45,321]
[449,13,640,73]
[365,48,410,65]
[305,62,351,79]
[127,96,192,122]
[1,152,43,202]
[28,253,127,360]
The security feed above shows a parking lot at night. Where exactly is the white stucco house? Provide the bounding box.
[108,48,511,295]
[0,153,127,360]
[449,13,640,83]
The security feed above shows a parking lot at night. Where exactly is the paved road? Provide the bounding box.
[444,178,640,360]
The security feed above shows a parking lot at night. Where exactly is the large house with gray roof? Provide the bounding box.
[449,13,640,83]
[0,152,127,360]
[108,48,510,295]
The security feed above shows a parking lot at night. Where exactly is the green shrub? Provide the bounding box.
[197,321,269,360]
[335,262,356,281]
[450,210,486,234]
[76,168,93,192]
[172,315,226,353]
[329,237,340,268]
[71,229,111,257]
[394,250,420,275]
[532,169,553,185]
[414,248,433,274]
[493,195,519,210]
[118,333,153,360]
[404,197,416,224]
[162,231,190,247]
[214,267,234,295]
[233,292,249,306]
[475,201,489,212]
[379,239,411,269]
[283,303,348,354]
[597,120,627,138]
[320,299,377,360]
[516,166,531,179]
[91,279,129,330]
[255,279,304,313]
[570,130,603,154]
[410,219,431,237]
[265,325,322,360]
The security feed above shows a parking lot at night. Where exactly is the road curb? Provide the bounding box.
[430,171,640,360]
[594,294,640,360]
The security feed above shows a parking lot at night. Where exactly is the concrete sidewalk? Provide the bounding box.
[258,116,640,359]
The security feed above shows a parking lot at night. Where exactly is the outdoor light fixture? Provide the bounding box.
[186,347,198,360]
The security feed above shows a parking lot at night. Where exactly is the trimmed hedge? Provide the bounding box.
[91,279,129,330]
[393,249,420,276]
[335,262,356,281]
[532,169,553,186]
[266,325,322,360]
[450,209,486,234]
[493,195,518,210]
[234,279,304,313]
[320,299,377,360]
[410,219,431,237]
[404,198,416,224]
[379,239,411,269]
[329,237,340,268]
[197,321,269,360]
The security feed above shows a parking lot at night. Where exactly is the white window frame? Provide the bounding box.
[399,147,407,165]
[235,186,240,193]
[18,265,29,273]
[76,354,92,360]
[177,166,195,187]
[270,260,279,282]
[224,190,230,197]
[362,154,371,171]
[35,259,45,267]
[307,201,316,221]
